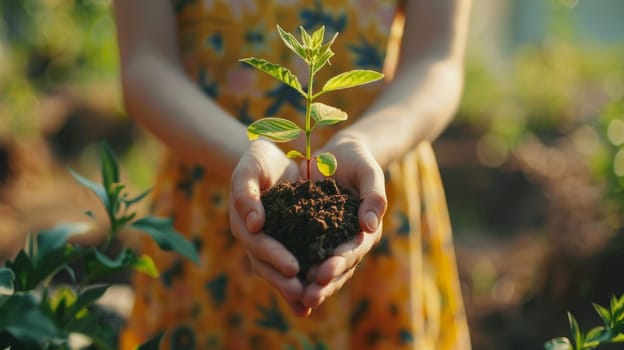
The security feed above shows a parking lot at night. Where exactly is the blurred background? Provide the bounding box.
[0,0,623,349]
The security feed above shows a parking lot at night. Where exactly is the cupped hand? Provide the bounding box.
[301,132,387,310]
[229,139,310,315]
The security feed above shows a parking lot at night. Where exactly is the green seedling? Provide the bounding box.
[241,25,384,180]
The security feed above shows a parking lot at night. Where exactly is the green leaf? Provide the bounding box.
[135,331,165,350]
[0,293,63,345]
[0,268,15,296]
[310,102,347,129]
[6,251,35,291]
[311,48,334,74]
[130,216,199,264]
[70,168,109,208]
[71,285,110,317]
[316,152,337,177]
[35,222,91,266]
[276,25,308,62]
[568,312,584,350]
[593,303,612,328]
[544,337,573,350]
[247,118,303,142]
[100,142,119,196]
[286,150,305,159]
[310,26,325,48]
[299,26,313,48]
[133,255,159,278]
[240,58,305,96]
[321,70,384,94]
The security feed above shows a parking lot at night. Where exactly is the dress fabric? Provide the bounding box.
[121,0,471,349]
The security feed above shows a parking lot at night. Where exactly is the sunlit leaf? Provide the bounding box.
[321,70,384,94]
[312,49,334,74]
[130,216,199,264]
[240,57,305,96]
[311,102,347,128]
[0,268,15,296]
[247,118,302,142]
[276,25,308,62]
[133,255,159,278]
[286,150,305,159]
[544,337,573,350]
[593,303,612,328]
[311,26,325,48]
[316,152,337,177]
[299,26,313,48]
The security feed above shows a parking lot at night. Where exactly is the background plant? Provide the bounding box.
[544,293,624,350]
[241,25,383,180]
[0,142,198,350]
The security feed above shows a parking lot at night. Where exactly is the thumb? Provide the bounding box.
[231,159,265,233]
[357,167,387,233]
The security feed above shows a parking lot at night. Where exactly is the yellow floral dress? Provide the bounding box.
[121,0,471,349]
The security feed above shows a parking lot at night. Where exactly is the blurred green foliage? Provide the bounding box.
[0,0,118,138]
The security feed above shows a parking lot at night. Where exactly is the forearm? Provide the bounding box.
[121,54,249,178]
[334,58,463,168]
[328,0,470,169]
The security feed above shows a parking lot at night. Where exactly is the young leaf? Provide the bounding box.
[122,187,152,208]
[240,57,305,96]
[247,118,303,142]
[71,285,110,317]
[130,216,199,264]
[321,70,384,94]
[100,142,119,196]
[133,255,159,278]
[276,25,308,62]
[311,102,347,128]
[299,26,313,48]
[0,268,15,296]
[316,152,337,177]
[286,150,305,159]
[311,26,325,48]
[568,312,584,350]
[312,50,334,74]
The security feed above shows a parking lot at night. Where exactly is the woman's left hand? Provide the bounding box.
[300,132,387,310]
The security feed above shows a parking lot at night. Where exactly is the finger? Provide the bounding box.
[231,156,265,233]
[313,228,381,286]
[247,253,303,303]
[230,206,299,277]
[288,301,312,318]
[302,267,356,309]
[356,165,387,233]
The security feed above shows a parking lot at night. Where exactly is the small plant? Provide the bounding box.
[239,26,384,279]
[545,293,624,350]
[241,25,384,179]
[0,142,198,349]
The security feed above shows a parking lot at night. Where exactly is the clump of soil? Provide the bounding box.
[261,178,360,281]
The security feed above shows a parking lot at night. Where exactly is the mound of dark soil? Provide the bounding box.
[261,178,360,281]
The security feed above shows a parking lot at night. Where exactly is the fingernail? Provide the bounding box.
[365,211,379,232]
[246,210,258,232]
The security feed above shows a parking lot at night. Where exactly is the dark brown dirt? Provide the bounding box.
[261,178,360,281]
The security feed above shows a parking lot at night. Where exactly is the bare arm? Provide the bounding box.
[112,0,249,179]
[333,0,472,168]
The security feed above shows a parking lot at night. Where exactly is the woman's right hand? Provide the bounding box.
[229,139,311,316]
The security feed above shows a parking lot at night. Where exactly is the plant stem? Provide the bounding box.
[305,61,314,180]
